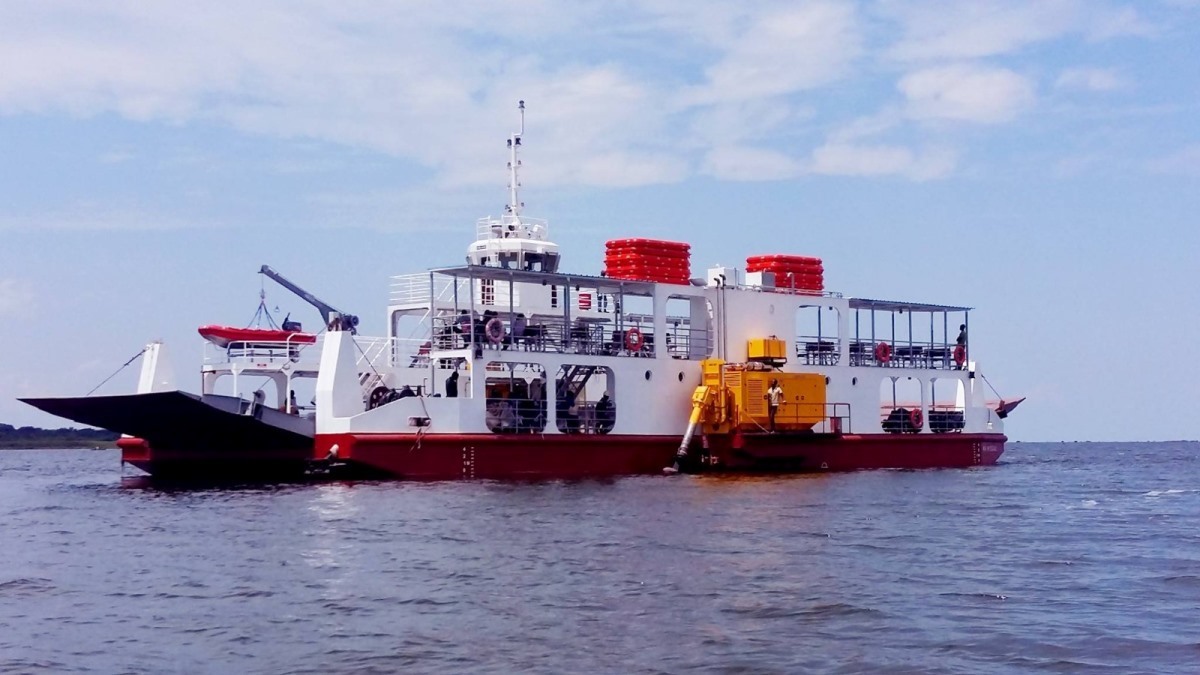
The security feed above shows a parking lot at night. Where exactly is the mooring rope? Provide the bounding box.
[86,346,149,396]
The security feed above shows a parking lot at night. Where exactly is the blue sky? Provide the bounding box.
[2,0,1198,441]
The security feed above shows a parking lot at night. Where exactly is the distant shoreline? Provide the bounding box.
[0,423,119,450]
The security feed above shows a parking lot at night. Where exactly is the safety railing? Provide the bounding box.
[880,404,965,433]
[795,336,840,365]
[201,334,323,371]
[353,336,395,371]
[390,274,471,306]
[475,215,550,242]
[848,340,967,370]
[427,312,712,360]
[484,395,549,434]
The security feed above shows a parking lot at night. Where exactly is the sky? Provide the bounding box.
[1,0,1198,441]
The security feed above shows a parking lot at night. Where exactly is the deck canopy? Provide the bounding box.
[849,298,972,313]
[430,264,667,295]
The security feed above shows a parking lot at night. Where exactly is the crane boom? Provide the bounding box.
[258,265,359,334]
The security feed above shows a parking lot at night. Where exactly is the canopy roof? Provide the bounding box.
[430,265,677,293]
[848,298,972,313]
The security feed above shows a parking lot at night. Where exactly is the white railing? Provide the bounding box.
[201,334,323,371]
[202,333,416,374]
[475,215,549,242]
[353,335,395,371]
[390,273,473,306]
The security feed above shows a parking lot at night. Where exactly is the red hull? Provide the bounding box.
[314,432,1006,480]
[118,437,311,480]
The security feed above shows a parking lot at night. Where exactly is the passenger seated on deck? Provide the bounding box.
[606,329,622,355]
[510,313,527,350]
[486,392,517,433]
[557,388,580,433]
[569,319,590,351]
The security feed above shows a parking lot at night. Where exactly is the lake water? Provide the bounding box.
[1,442,1197,673]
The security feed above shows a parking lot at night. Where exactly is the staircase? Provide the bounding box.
[560,365,601,400]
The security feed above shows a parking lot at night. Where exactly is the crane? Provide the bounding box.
[258,265,360,335]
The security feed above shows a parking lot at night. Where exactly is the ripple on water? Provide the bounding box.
[0,443,1197,673]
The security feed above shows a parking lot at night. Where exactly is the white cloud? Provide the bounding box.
[0,279,34,316]
[899,64,1036,124]
[0,2,685,189]
[702,146,801,181]
[1146,144,1200,175]
[1086,6,1158,40]
[1055,68,1127,92]
[685,2,862,104]
[687,100,814,148]
[881,1,1157,61]
[809,143,958,180]
[0,205,200,231]
[882,0,1082,61]
[0,0,1169,201]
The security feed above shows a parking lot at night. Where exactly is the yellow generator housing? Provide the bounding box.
[747,337,787,366]
[723,367,826,432]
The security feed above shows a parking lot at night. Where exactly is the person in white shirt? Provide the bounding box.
[766,379,784,433]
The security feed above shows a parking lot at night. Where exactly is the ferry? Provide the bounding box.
[308,102,1017,479]
[22,101,1019,480]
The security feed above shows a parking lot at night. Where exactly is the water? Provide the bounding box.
[1,442,1197,674]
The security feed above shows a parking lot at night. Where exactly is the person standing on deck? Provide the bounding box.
[766,379,784,433]
[955,324,968,370]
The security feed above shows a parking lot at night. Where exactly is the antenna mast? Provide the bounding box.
[506,100,525,219]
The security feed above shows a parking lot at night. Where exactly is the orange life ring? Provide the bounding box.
[485,318,505,344]
[874,341,892,363]
[909,408,923,430]
[953,344,966,367]
[625,327,644,351]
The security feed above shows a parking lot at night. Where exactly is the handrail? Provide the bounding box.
[475,215,550,242]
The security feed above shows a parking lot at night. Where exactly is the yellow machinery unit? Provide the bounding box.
[672,359,831,468]
[747,336,787,367]
[691,359,826,434]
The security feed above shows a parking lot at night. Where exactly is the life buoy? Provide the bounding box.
[909,408,923,431]
[485,318,505,344]
[625,327,644,351]
[953,344,966,367]
[874,341,892,363]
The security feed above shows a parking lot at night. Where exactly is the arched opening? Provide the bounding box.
[665,294,714,359]
[880,376,924,433]
[795,304,840,365]
[554,364,616,434]
[483,361,547,433]
[929,377,966,433]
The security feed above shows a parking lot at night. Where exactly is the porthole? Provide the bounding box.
[852,377,858,386]
[825,376,830,385]
[678,372,684,382]
[645,370,652,381]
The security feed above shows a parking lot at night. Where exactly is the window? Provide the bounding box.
[484,362,547,433]
[554,364,615,434]
[481,278,495,306]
